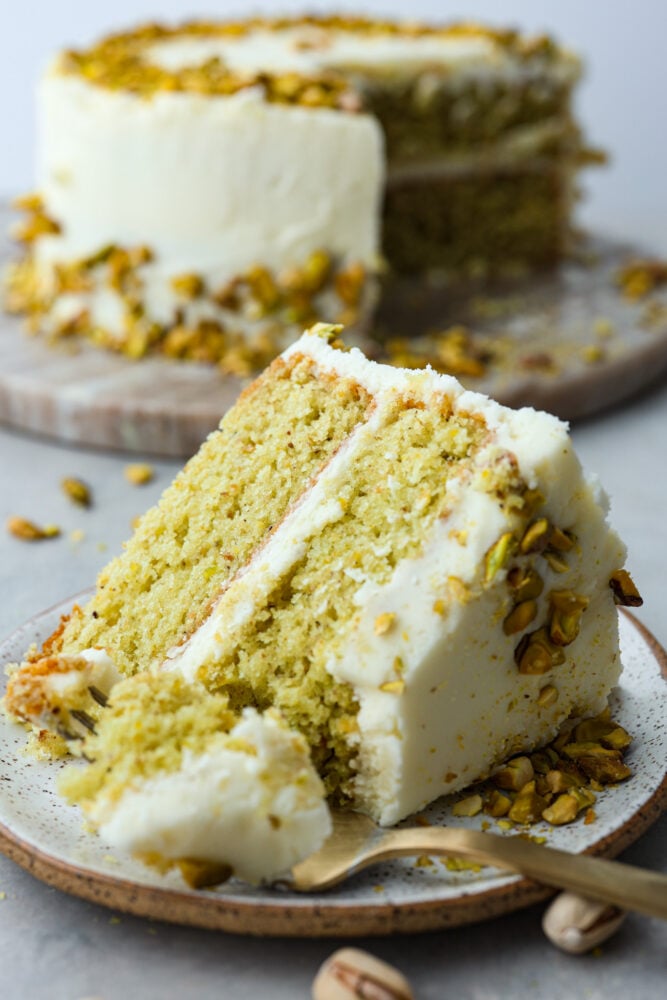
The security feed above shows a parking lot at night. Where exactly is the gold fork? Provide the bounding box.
[289,810,667,920]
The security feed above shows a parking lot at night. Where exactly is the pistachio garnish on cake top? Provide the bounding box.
[4,325,638,843]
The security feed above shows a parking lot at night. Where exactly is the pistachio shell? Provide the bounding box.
[312,948,414,1000]
[542,892,625,954]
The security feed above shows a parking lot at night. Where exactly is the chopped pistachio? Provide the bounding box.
[508,780,549,824]
[546,769,582,794]
[170,273,205,299]
[176,859,232,889]
[61,477,92,508]
[542,793,580,826]
[519,517,550,554]
[484,532,517,583]
[548,590,589,646]
[548,527,576,552]
[334,261,366,307]
[530,749,558,774]
[515,627,566,675]
[562,744,631,785]
[573,714,616,743]
[520,488,545,519]
[246,265,280,312]
[452,794,483,818]
[537,684,559,709]
[301,249,332,293]
[600,727,632,752]
[503,599,538,635]
[379,679,405,695]
[6,516,60,541]
[568,786,597,811]
[506,565,544,602]
[484,789,511,817]
[374,612,396,636]
[124,463,154,486]
[609,569,643,607]
[494,755,534,791]
[544,551,570,574]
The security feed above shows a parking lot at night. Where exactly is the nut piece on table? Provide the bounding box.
[124,463,154,486]
[61,477,92,507]
[6,516,60,541]
[542,891,626,954]
[312,947,414,1000]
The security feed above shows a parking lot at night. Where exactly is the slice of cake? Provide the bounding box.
[4,324,637,836]
[58,672,330,885]
[5,16,593,365]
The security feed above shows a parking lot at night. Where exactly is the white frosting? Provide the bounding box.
[89,708,331,883]
[163,330,625,824]
[33,72,383,337]
[41,647,120,698]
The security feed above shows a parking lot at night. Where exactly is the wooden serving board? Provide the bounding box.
[2,206,667,457]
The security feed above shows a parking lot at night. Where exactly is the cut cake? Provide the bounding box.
[5,325,632,876]
[6,16,593,367]
[4,324,637,877]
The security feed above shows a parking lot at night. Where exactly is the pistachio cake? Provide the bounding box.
[6,16,591,366]
[5,325,638,850]
[59,673,331,885]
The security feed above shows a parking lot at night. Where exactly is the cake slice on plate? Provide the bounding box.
[4,324,638,877]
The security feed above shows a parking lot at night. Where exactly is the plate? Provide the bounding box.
[2,199,667,457]
[0,596,666,937]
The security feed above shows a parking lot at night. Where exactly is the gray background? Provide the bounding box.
[1,2,666,998]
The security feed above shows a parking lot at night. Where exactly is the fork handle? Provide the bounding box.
[372,827,667,920]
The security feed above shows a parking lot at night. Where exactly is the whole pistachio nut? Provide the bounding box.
[312,948,414,1000]
[542,891,626,954]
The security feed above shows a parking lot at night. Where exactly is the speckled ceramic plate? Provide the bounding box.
[0,596,665,937]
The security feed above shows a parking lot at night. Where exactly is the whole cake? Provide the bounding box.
[4,325,639,882]
[5,16,592,369]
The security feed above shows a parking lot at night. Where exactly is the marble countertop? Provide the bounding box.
[0,363,666,999]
